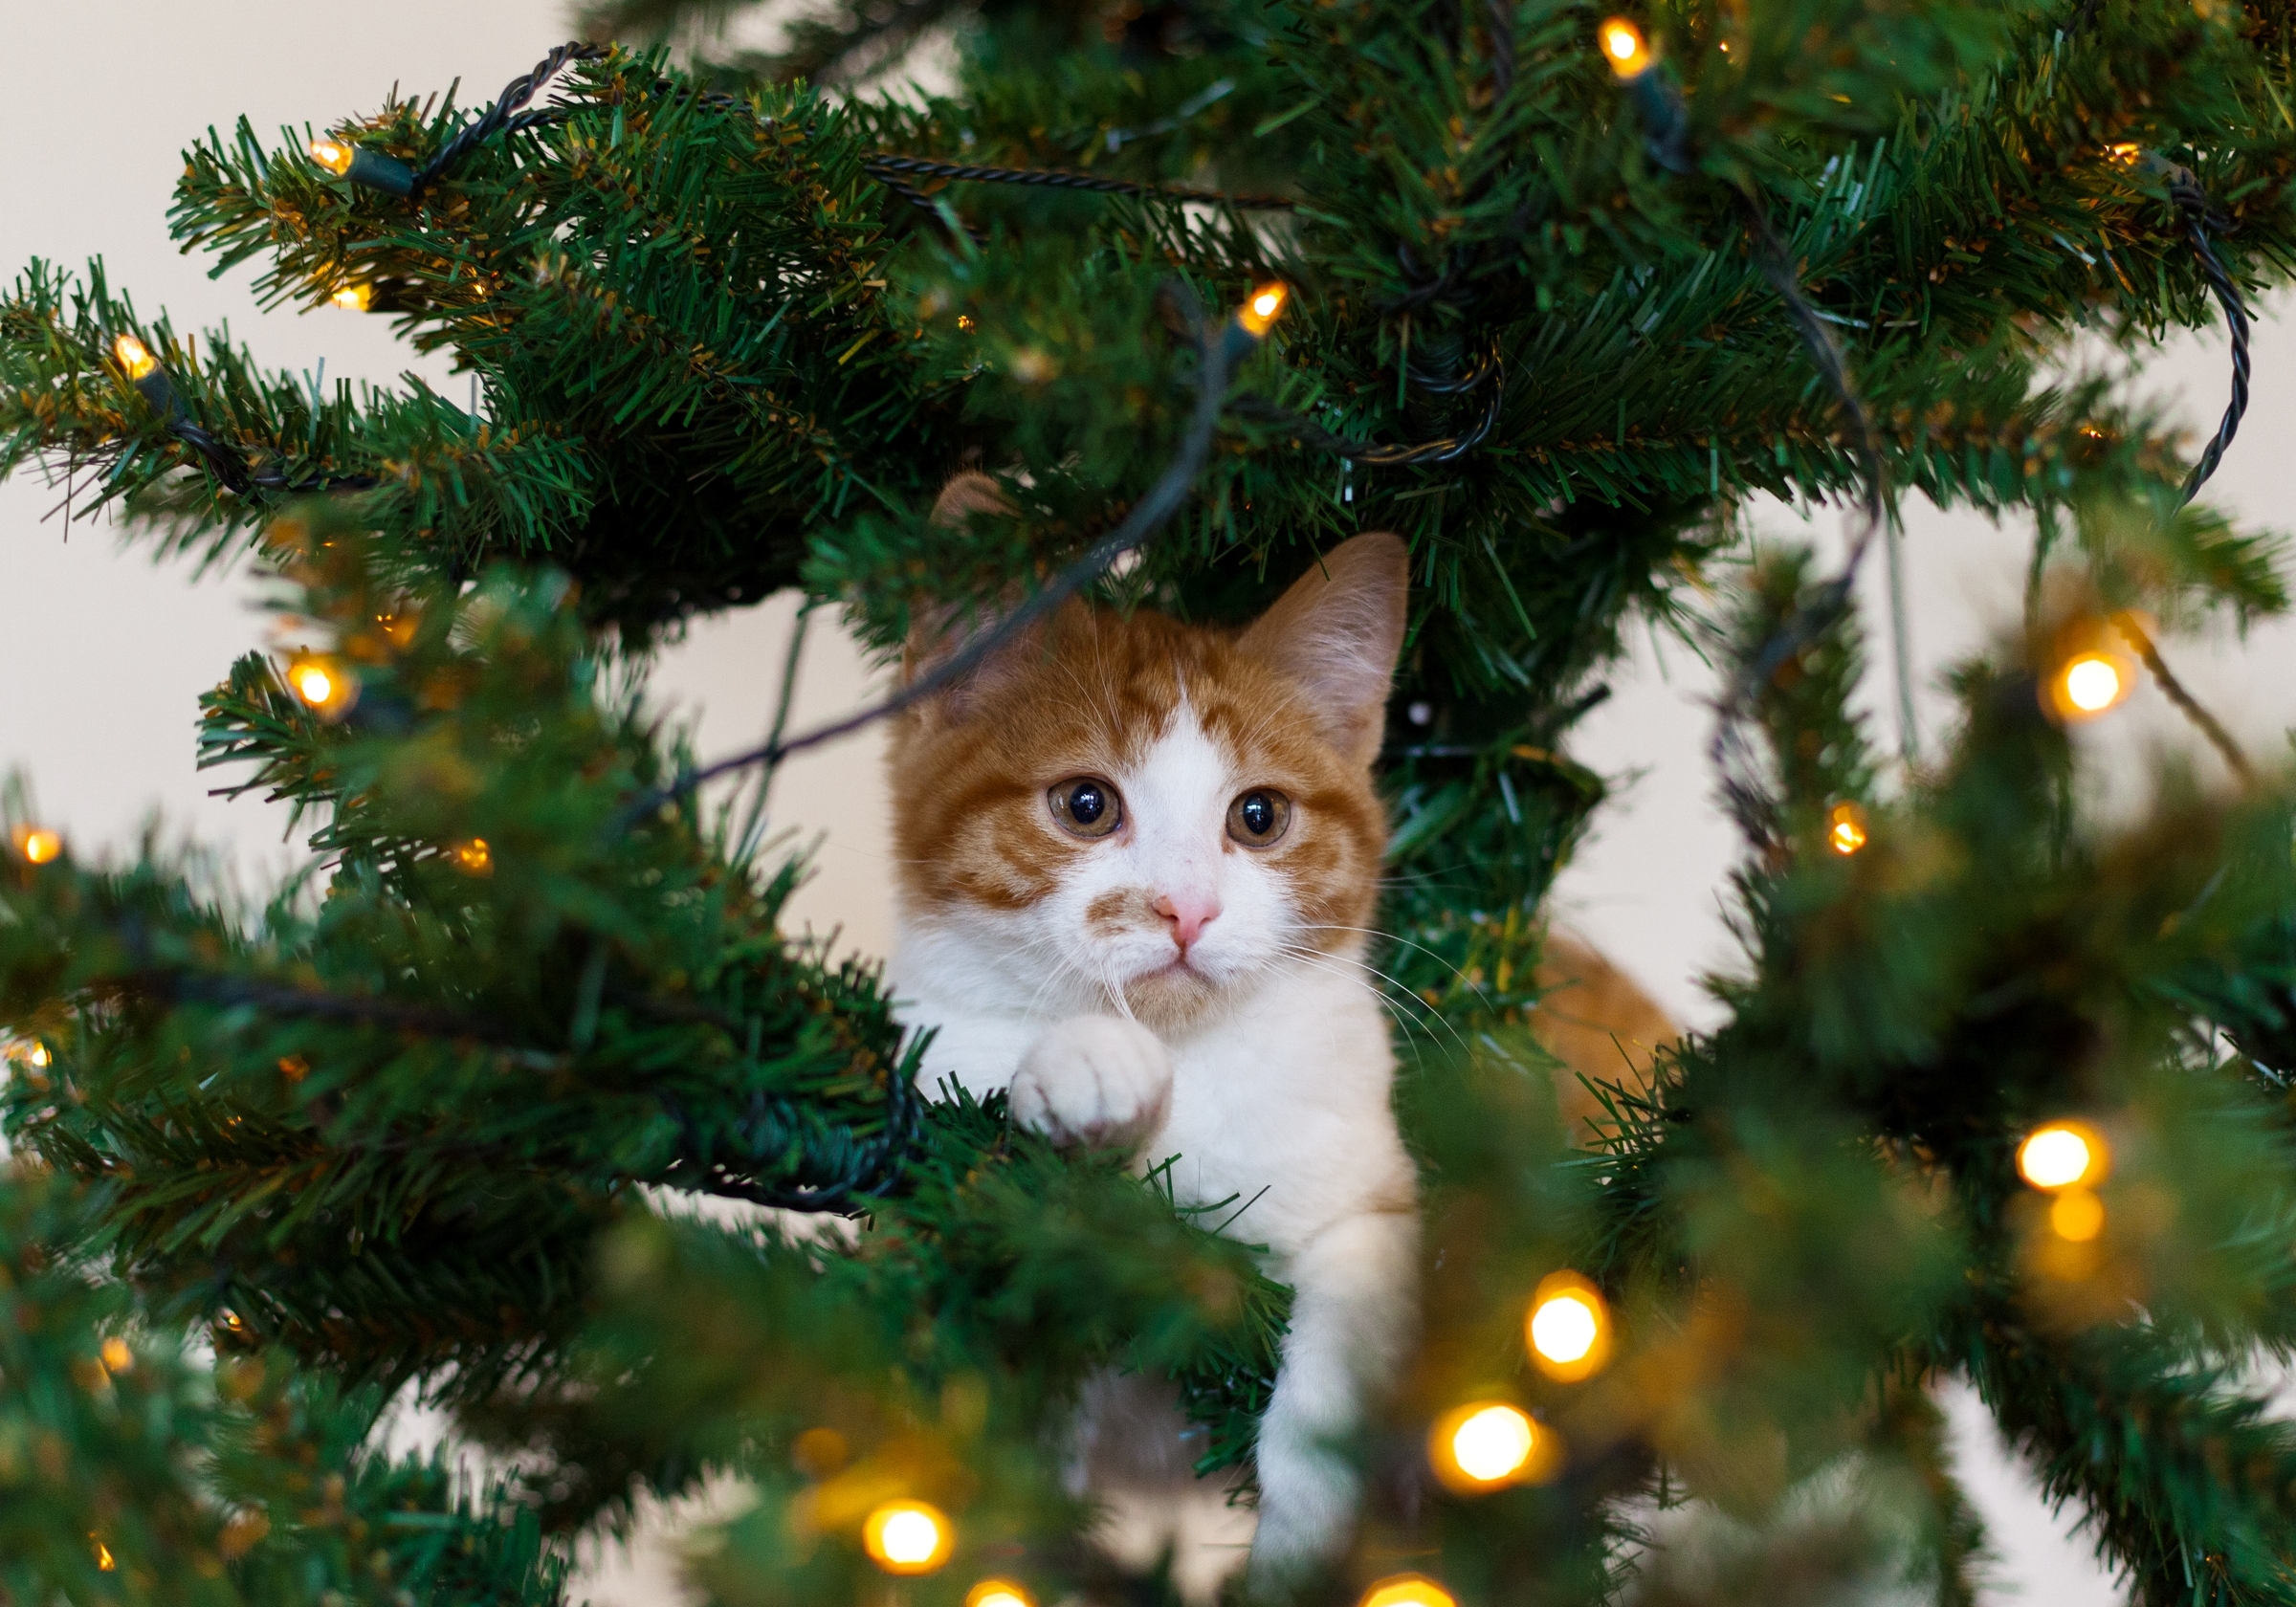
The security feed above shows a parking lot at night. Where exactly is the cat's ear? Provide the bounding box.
[901,473,1036,720]
[1239,531,1409,767]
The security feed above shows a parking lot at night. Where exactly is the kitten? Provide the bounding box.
[885,474,1419,1581]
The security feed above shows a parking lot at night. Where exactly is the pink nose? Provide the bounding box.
[1153,892,1222,951]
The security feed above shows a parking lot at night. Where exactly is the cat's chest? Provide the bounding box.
[1143,963,1410,1253]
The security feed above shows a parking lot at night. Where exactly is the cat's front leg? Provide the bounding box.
[1248,1206,1421,1586]
[1011,1015,1174,1151]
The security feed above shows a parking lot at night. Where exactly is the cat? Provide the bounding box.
[884,473,1419,1582]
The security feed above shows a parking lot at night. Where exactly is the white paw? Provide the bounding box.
[1247,1426,1359,1585]
[1010,1015,1173,1151]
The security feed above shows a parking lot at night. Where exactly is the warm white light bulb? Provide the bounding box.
[2063,655,2122,713]
[1450,1404,1535,1482]
[294,666,336,706]
[2019,1125,2097,1191]
[1531,1294,1599,1364]
[879,1509,940,1565]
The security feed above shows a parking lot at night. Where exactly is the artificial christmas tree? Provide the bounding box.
[7,1,2296,1601]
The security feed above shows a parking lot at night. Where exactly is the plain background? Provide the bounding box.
[13,5,2296,1600]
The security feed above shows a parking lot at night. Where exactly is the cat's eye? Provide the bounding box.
[1226,788,1292,848]
[1048,777,1123,840]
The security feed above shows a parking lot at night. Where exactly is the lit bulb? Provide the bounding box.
[453,838,494,877]
[1826,801,1868,856]
[308,136,355,176]
[2050,1187,2106,1242]
[2019,1122,2108,1191]
[2061,654,2123,715]
[11,826,63,865]
[92,1535,116,1572]
[1528,1270,1611,1380]
[1600,17,1652,77]
[2107,142,2143,167]
[286,656,357,718]
[100,1337,133,1374]
[862,1500,953,1574]
[966,1581,1033,1607]
[330,283,372,312]
[1359,1574,1457,1607]
[1429,1401,1537,1490]
[112,334,158,382]
[1239,281,1290,337]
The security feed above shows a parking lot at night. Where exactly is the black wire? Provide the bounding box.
[619,280,1245,825]
[412,42,610,192]
[859,152,1296,212]
[1230,371,1505,467]
[2168,169,2250,505]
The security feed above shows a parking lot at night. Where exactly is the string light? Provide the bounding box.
[1428,1401,1539,1491]
[11,826,62,865]
[92,1535,116,1572]
[1359,1574,1457,1607]
[453,838,495,876]
[1600,17,1652,78]
[1528,1270,1612,1380]
[1826,801,1869,856]
[1239,281,1291,338]
[2050,1188,2107,1242]
[112,334,159,382]
[306,134,415,197]
[965,1581,1033,1607]
[5,1039,53,1072]
[330,283,372,312]
[862,1500,953,1574]
[286,655,358,719]
[100,1337,133,1374]
[2057,650,2129,718]
[2019,1121,2108,1191]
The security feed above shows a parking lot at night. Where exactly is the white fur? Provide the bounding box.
[888,703,1418,1582]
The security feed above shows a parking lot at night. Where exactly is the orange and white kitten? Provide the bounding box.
[885,477,1419,1579]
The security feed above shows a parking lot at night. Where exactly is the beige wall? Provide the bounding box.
[19,6,2296,1601]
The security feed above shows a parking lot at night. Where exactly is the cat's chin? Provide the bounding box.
[1115,961,1231,1033]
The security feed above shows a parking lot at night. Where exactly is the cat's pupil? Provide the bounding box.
[1240,791,1275,836]
[1070,782,1106,825]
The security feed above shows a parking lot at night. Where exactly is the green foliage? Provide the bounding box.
[9,0,2296,1600]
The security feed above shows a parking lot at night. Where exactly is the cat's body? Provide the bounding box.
[884,479,1418,1578]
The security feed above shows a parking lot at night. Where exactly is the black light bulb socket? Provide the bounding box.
[345,147,417,197]
[1623,70,1694,174]
[133,369,180,416]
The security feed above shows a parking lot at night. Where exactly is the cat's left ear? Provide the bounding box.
[1239,532,1409,768]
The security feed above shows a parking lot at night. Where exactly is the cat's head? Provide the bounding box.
[886,475,1408,1031]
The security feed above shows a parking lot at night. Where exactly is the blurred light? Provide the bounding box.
[101,1337,133,1374]
[112,334,158,382]
[93,1535,115,1572]
[2107,142,2143,166]
[1239,281,1291,337]
[2019,1122,2108,1191]
[11,826,62,866]
[1600,17,1652,77]
[453,838,494,877]
[2050,1187,2106,1242]
[2061,653,2125,715]
[965,1580,1033,1607]
[330,283,372,312]
[1827,801,1868,856]
[1428,1401,1537,1490]
[863,1501,953,1574]
[308,136,355,176]
[286,656,357,719]
[1359,1574,1457,1607]
[1528,1270,1611,1380]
